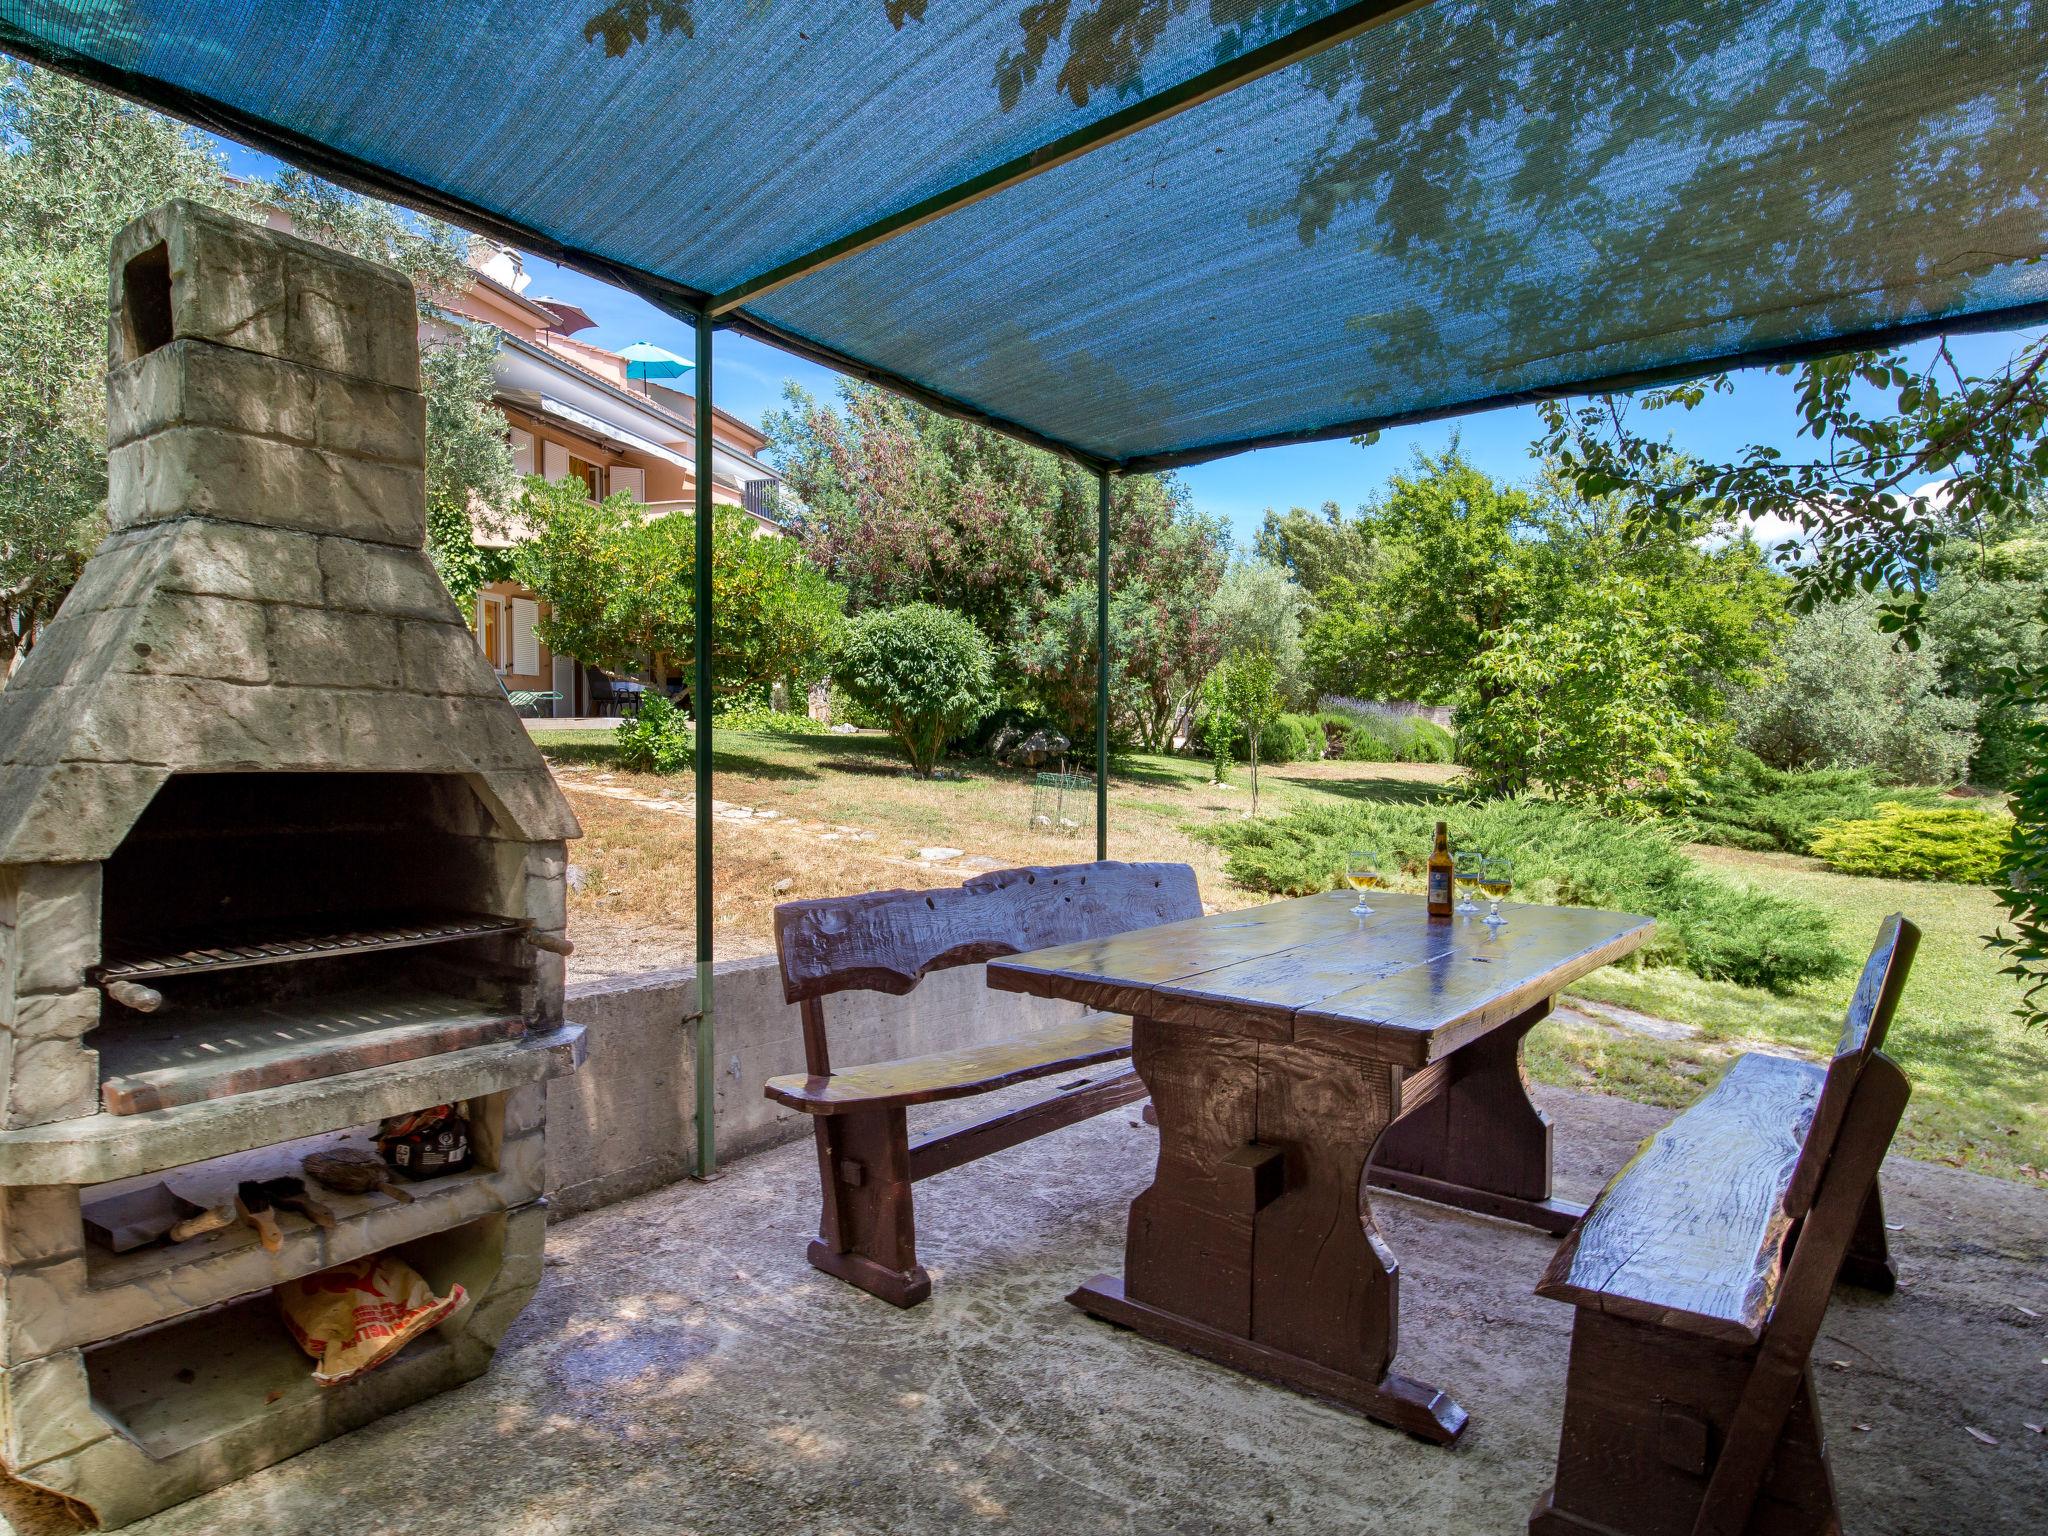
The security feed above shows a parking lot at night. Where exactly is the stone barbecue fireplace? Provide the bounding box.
[0,202,585,1528]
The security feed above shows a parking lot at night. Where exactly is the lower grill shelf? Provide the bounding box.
[96,987,526,1115]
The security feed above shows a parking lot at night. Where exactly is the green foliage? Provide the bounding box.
[713,704,833,737]
[1208,647,1284,812]
[1733,595,1979,785]
[1809,804,2015,885]
[1457,574,1721,814]
[1921,534,2048,788]
[834,603,999,777]
[1300,444,1534,704]
[514,482,845,697]
[1676,752,1946,854]
[418,323,516,614]
[1320,705,1454,764]
[1254,500,1380,599]
[1990,605,2048,1022]
[1192,708,1320,766]
[1197,799,1843,993]
[0,63,253,665]
[766,379,1229,741]
[613,693,691,774]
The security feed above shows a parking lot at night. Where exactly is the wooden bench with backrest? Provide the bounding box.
[1530,914,1919,1536]
[764,861,1203,1307]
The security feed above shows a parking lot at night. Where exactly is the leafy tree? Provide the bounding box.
[1211,647,1283,814]
[1301,444,1534,705]
[514,480,843,700]
[765,379,1231,734]
[419,323,517,614]
[0,67,520,654]
[835,603,999,777]
[1537,329,2048,1018]
[1921,532,2048,786]
[1254,500,1379,599]
[1458,575,1721,815]
[1207,558,1311,705]
[1732,598,1978,785]
[0,63,253,668]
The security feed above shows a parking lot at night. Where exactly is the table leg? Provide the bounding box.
[1070,1016,1468,1443]
[1368,997,1585,1236]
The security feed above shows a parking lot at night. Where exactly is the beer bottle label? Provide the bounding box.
[1428,867,1452,907]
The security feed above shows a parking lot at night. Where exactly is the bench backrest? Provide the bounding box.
[1783,912,1918,1218]
[773,862,1202,1074]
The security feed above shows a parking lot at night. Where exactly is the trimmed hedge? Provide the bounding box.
[1809,803,2014,884]
[1195,797,1844,993]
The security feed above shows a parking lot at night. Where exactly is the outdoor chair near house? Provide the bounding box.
[497,676,561,718]
[585,666,642,717]
[1530,915,1918,1536]
[763,862,1203,1306]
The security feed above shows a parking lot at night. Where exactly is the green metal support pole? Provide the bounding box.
[1096,468,1111,862]
[692,311,717,1179]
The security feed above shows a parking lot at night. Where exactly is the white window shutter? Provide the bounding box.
[610,463,645,502]
[511,597,540,675]
[509,427,534,477]
[541,440,569,482]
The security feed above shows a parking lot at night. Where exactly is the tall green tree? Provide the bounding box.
[0,66,518,653]
[513,479,843,700]
[1300,443,1536,704]
[1255,500,1379,600]
[0,63,253,668]
[765,377,1232,737]
[1537,333,2048,1020]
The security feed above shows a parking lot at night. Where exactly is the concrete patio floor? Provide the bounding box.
[10,1084,2045,1536]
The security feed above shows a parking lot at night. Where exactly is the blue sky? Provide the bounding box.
[219,141,2034,550]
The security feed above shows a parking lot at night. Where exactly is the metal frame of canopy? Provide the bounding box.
[7,0,2046,1179]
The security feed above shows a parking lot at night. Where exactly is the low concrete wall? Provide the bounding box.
[543,955,1090,1218]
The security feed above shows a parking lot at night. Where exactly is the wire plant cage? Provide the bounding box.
[1029,770,1094,840]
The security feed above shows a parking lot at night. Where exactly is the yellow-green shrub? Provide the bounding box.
[1809,803,2013,884]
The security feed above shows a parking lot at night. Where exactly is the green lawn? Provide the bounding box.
[532,725,2044,1186]
[1541,845,2046,1184]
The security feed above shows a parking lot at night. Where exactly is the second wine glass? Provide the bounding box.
[1481,854,1513,928]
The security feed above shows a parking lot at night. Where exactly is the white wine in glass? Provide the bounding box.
[1481,855,1513,928]
[1452,848,1483,915]
[1345,849,1384,917]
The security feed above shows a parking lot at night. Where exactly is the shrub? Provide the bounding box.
[1734,596,1978,785]
[1321,704,1455,764]
[1402,718,1455,764]
[713,704,832,737]
[1679,752,1885,853]
[1190,706,1320,765]
[1809,803,2015,884]
[834,603,999,777]
[1195,797,1843,992]
[613,693,691,773]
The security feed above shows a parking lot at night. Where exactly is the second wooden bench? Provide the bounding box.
[764,861,1203,1306]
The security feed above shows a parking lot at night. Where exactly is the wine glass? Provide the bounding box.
[1453,848,1483,915]
[1481,854,1514,928]
[1345,849,1384,917]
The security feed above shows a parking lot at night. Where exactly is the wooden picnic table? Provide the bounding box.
[986,889,1652,1444]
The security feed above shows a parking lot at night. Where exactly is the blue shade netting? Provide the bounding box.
[5,0,2045,468]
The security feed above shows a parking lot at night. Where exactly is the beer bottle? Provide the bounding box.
[1426,821,1454,920]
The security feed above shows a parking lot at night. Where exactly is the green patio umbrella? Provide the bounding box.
[617,341,691,395]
